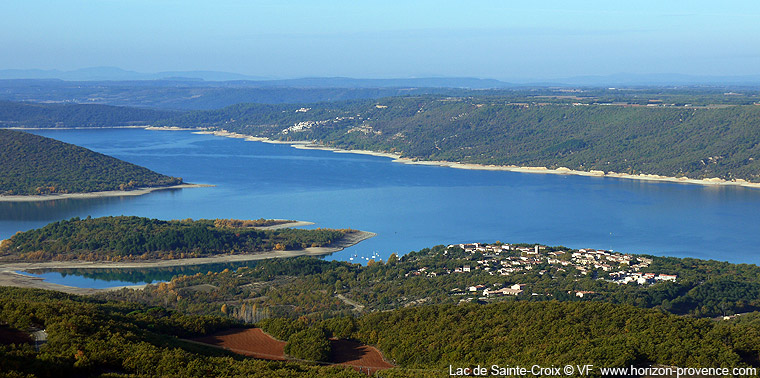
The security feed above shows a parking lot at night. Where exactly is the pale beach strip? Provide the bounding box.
[192,129,760,190]
[0,183,213,202]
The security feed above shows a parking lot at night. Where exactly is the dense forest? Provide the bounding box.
[261,302,760,373]
[4,287,760,377]
[0,287,363,377]
[353,301,760,371]
[158,96,760,182]
[0,216,349,261]
[0,101,174,128]
[0,129,182,195]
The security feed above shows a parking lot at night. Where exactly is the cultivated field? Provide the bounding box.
[191,328,394,373]
[191,328,286,360]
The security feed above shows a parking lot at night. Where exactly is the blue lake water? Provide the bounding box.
[3,128,760,288]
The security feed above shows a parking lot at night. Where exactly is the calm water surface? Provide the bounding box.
[3,128,760,287]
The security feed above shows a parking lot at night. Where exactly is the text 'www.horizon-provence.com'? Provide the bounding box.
[448,364,758,377]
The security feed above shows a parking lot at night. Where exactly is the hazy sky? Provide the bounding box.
[3,0,759,80]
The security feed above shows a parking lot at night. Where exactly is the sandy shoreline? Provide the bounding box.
[194,129,760,190]
[254,220,314,230]
[145,126,207,131]
[0,183,213,202]
[0,230,375,295]
[7,126,208,131]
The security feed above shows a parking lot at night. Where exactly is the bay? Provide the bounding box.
[2,128,759,287]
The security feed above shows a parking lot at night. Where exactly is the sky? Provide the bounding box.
[2,0,760,80]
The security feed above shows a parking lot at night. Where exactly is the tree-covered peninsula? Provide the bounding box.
[0,129,182,195]
[160,96,760,182]
[0,216,351,261]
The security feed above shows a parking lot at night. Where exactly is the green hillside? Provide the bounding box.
[161,96,760,182]
[352,301,759,372]
[0,129,182,195]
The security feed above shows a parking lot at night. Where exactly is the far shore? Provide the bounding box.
[0,230,375,295]
[0,183,213,203]
[10,125,760,189]
[192,129,760,190]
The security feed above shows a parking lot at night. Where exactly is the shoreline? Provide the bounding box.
[0,230,375,295]
[254,220,314,230]
[7,126,149,130]
[6,126,208,131]
[193,129,760,190]
[0,183,213,202]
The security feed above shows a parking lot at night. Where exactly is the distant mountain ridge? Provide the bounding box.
[0,67,512,88]
[536,72,760,86]
[3,66,760,87]
[0,67,267,82]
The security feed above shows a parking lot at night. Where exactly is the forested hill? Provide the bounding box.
[0,100,175,128]
[0,129,182,195]
[160,97,760,182]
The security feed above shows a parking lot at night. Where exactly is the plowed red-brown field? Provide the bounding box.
[191,328,394,373]
[191,328,286,360]
[330,338,394,374]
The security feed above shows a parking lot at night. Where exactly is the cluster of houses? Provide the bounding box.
[449,243,676,283]
[609,271,677,285]
[404,242,678,298]
[281,115,358,134]
[448,283,527,299]
[281,120,327,134]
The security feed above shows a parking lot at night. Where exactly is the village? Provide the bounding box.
[404,242,678,299]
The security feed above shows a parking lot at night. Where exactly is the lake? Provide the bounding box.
[3,128,760,287]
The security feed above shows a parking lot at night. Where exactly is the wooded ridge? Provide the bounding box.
[0,129,182,195]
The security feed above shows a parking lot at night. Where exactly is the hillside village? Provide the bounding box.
[405,242,678,299]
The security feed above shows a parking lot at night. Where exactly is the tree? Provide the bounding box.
[284,327,331,362]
